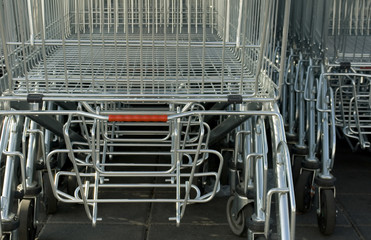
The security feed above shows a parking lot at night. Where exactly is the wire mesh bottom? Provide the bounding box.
[12,32,269,98]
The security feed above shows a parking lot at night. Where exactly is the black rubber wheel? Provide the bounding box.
[295,170,313,213]
[226,195,253,236]
[43,172,57,214]
[18,199,36,240]
[317,189,336,235]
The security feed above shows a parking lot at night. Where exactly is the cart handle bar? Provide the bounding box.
[108,115,168,122]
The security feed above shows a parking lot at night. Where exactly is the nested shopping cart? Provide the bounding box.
[323,0,371,150]
[0,0,295,239]
[281,0,371,236]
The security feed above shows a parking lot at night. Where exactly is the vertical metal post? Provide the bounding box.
[125,0,130,93]
[163,0,168,93]
[236,0,243,48]
[170,115,181,226]
[100,0,107,93]
[196,0,198,33]
[254,0,272,96]
[296,61,306,149]
[82,0,86,33]
[61,0,69,93]
[1,116,22,221]
[321,78,331,177]
[201,0,206,94]
[211,0,214,34]
[175,0,179,93]
[221,0,228,94]
[172,0,175,33]
[27,0,35,45]
[108,0,111,33]
[89,0,98,93]
[147,0,150,33]
[225,0,230,42]
[38,0,49,92]
[131,0,134,33]
[277,0,292,100]
[115,0,119,33]
[307,66,317,160]
[139,0,144,94]
[180,0,183,33]
[155,0,158,33]
[114,0,119,91]
[186,0,191,93]
[16,0,30,93]
[239,0,248,95]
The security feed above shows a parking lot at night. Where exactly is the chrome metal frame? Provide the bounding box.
[0,1,294,239]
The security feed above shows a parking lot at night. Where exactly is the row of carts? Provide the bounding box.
[0,0,369,239]
[281,0,371,236]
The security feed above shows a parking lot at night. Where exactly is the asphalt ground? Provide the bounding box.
[36,140,371,240]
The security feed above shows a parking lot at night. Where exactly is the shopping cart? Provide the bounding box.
[279,0,337,235]
[0,0,294,239]
[282,0,371,236]
[324,0,371,150]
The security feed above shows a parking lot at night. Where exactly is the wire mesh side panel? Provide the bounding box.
[325,0,371,63]
[326,72,371,148]
[0,0,290,101]
[287,0,371,62]
[0,35,5,95]
[288,0,332,55]
[0,3,10,95]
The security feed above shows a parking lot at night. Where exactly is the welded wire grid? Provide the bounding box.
[0,0,286,100]
[326,0,371,63]
[17,33,257,95]
[329,74,371,138]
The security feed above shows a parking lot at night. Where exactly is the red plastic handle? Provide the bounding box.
[108,115,168,122]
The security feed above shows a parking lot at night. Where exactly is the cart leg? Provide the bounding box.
[1,116,24,237]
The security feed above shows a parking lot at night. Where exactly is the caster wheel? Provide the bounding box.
[43,172,57,214]
[295,170,313,213]
[18,199,36,240]
[317,189,336,235]
[226,195,253,236]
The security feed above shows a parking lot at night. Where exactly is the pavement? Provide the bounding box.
[36,140,371,240]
